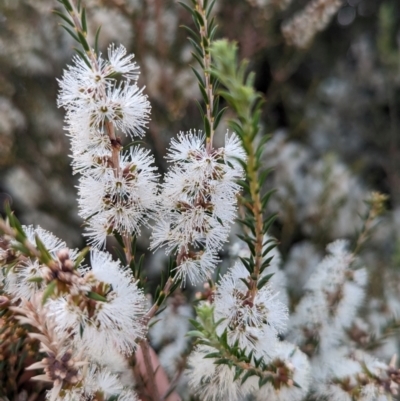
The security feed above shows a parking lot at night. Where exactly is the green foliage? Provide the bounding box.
[54,0,100,62]
[181,0,224,141]
[188,303,288,388]
[210,40,277,290]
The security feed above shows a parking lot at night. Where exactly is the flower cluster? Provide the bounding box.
[214,260,288,351]
[58,45,157,247]
[288,240,367,354]
[1,225,146,400]
[151,131,246,284]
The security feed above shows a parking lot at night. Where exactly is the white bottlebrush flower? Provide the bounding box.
[77,146,158,247]
[187,344,244,401]
[166,130,205,162]
[214,261,288,352]
[84,365,137,399]
[223,131,247,166]
[5,258,44,300]
[288,240,367,353]
[59,43,151,203]
[45,387,84,401]
[59,45,142,110]
[248,341,311,401]
[23,225,67,256]
[107,44,140,81]
[104,83,151,138]
[58,55,106,109]
[174,250,219,286]
[151,130,245,285]
[5,226,82,300]
[49,250,147,356]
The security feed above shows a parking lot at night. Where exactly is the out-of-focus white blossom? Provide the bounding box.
[284,241,321,296]
[288,240,367,353]
[249,341,311,401]
[150,297,192,376]
[187,344,244,401]
[312,348,395,401]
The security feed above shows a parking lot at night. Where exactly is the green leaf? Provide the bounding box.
[237,234,255,256]
[237,179,250,192]
[11,243,30,256]
[180,24,201,42]
[148,318,161,329]
[259,375,271,387]
[74,48,92,68]
[94,25,102,56]
[214,358,232,366]
[189,318,203,330]
[112,231,125,248]
[60,0,73,12]
[263,213,277,234]
[187,37,204,58]
[77,31,90,52]
[199,83,209,105]
[81,7,87,33]
[52,10,74,27]
[234,366,243,381]
[261,188,276,210]
[192,52,204,69]
[204,116,211,138]
[257,273,274,290]
[262,243,277,258]
[186,330,206,338]
[193,10,205,26]
[87,291,108,302]
[27,276,43,283]
[74,246,90,269]
[204,352,222,359]
[178,1,194,16]
[239,256,252,273]
[195,100,205,119]
[206,0,217,18]
[239,277,251,289]
[190,66,205,86]
[213,107,227,130]
[61,24,80,43]
[237,218,255,234]
[240,370,254,384]
[35,235,53,264]
[260,256,273,273]
[113,246,127,266]
[220,329,228,348]
[42,280,57,305]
